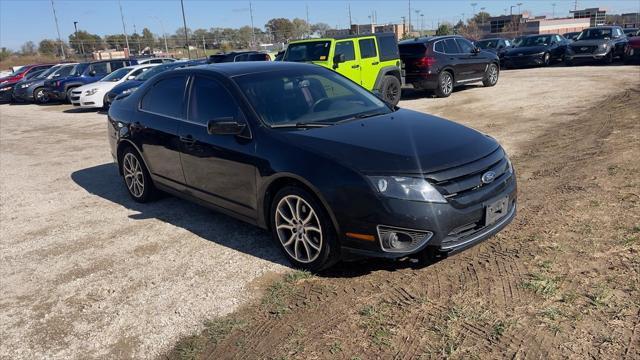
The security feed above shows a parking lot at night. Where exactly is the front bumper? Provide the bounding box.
[504,54,545,67]
[0,84,16,102]
[340,177,517,259]
[76,91,104,108]
[45,89,67,101]
[566,50,610,62]
[12,85,33,102]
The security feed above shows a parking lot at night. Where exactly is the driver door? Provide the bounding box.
[332,40,361,85]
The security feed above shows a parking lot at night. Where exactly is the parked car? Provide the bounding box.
[274,50,285,61]
[0,63,55,102]
[12,63,78,103]
[563,31,581,41]
[136,57,177,65]
[565,26,628,65]
[284,33,402,105]
[399,36,500,98]
[475,37,512,65]
[208,51,271,63]
[71,64,156,109]
[623,28,639,37]
[108,62,517,270]
[503,34,569,68]
[624,33,640,64]
[44,59,137,103]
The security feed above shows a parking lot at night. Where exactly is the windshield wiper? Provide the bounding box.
[270,121,334,128]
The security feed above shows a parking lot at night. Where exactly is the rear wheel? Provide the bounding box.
[482,63,499,87]
[434,71,453,98]
[33,87,48,104]
[379,75,401,106]
[271,186,339,272]
[542,52,551,66]
[66,87,77,104]
[120,146,157,203]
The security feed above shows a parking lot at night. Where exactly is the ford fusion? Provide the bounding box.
[108,62,517,271]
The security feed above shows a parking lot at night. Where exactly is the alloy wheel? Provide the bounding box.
[385,82,400,104]
[122,153,145,198]
[275,195,323,263]
[34,88,48,103]
[544,53,550,65]
[488,65,498,85]
[441,73,453,95]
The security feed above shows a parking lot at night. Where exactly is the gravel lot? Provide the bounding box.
[1,65,638,359]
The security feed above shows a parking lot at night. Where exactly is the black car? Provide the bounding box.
[207,51,271,64]
[475,37,512,65]
[563,32,581,41]
[108,62,517,270]
[12,63,77,103]
[566,26,628,65]
[623,28,638,38]
[399,36,500,98]
[503,34,569,68]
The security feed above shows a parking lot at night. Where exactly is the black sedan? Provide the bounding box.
[503,34,569,68]
[108,62,517,270]
[475,37,512,66]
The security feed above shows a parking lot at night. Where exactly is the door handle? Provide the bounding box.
[372,61,379,65]
[179,135,195,145]
[351,65,360,69]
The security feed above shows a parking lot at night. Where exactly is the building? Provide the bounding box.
[621,13,640,28]
[570,8,607,27]
[92,48,130,60]
[525,17,591,34]
[479,14,590,38]
[325,23,408,40]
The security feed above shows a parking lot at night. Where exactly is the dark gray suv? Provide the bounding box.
[565,26,628,64]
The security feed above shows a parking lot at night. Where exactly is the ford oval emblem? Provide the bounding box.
[481,171,496,184]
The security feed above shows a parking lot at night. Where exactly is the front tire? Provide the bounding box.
[271,186,339,272]
[482,63,499,87]
[542,52,551,66]
[66,87,76,104]
[434,71,453,98]
[379,75,401,106]
[603,51,614,65]
[33,87,49,104]
[119,147,157,203]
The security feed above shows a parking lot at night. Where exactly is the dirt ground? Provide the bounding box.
[0,65,638,360]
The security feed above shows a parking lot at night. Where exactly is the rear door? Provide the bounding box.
[442,38,469,81]
[178,74,257,218]
[455,38,486,80]
[136,74,189,185]
[357,37,379,89]
[333,40,361,85]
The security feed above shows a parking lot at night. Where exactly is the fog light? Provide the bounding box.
[377,226,433,253]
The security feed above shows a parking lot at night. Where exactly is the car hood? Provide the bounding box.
[629,37,640,46]
[505,46,549,55]
[76,81,117,93]
[277,109,499,174]
[110,79,143,94]
[570,39,607,47]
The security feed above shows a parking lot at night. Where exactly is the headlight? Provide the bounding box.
[85,88,100,96]
[600,43,609,49]
[20,82,33,88]
[121,86,138,95]
[0,86,12,91]
[367,176,447,203]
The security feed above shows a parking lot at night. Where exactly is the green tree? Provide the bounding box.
[0,47,12,61]
[265,18,294,43]
[68,30,103,53]
[141,28,155,49]
[472,11,491,25]
[104,34,127,50]
[291,18,309,39]
[21,41,37,55]
[436,23,454,36]
[38,39,58,55]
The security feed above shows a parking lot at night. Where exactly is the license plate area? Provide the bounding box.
[485,197,509,226]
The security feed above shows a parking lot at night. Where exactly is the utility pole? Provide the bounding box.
[552,3,556,18]
[574,0,578,11]
[152,16,169,54]
[306,3,310,38]
[408,0,412,33]
[180,0,191,59]
[471,2,477,15]
[348,3,352,33]
[401,16,406,37]
[517,3,523,15]
[50,0,65,59]
[73,21,85,58]
[118,0,130,58]
[133,23,141,54]
[202,35,206,54]
[415,9,420,31]
[249,2,256,49]
[481,7,486,25]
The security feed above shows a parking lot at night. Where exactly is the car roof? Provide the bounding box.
[399,35,463,44]
[292,32,396,42]
[173,61,322,78]
[477,37,509,41]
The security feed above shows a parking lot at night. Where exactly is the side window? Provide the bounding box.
[443,39,460,54]
[189,76,239,125]
[140,76,187,118]
[335,41,355,61]
[359,38,377,59]
[434,41,445,53]
[455,38,474,53]
[89,62,109,76]
[130,68,149,77]
[111,61,125,71]
[377,35,399,61]
[234,54,249,62]
[505,40,511,47]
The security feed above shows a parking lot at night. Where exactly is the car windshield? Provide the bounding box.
[518,35,552,47]
[34,66,57,79]
[234,68,392,127]
[511,37,525,47]
[69,63,86,76]
[476,40,499,49]
[136,63,175,80]
[577,28,612,40]
[101,67,132,82]
[283,41,331,62]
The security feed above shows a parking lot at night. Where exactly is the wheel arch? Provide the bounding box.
[116,139,151,177]
[373,66,402,90]
[260,174,341,237]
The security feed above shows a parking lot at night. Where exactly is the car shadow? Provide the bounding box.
[401,84,483,100]
[71,162,289,267]
[63,107,100,114]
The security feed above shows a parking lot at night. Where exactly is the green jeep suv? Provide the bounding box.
[283,33,402,105]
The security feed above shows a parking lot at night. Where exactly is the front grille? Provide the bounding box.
[572,45,598,54]
[425,148,513,208]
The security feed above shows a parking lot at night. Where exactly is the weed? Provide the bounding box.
[538,260,553,270]
[172,335,204,360]
[204,317,244,344]
[588,287,612,308]
[622,236,638,246]
[285,270,313,282]
[329,341,342,354]
[358,303,393,348]
[631,225,640,233]
[560,290,578,304]
[491,320,506,340]
[541,307,561,320]
[521,273,559,297]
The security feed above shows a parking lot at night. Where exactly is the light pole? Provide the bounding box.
[50,0,65,59]
[481,7,486,25]
[471,2,477,15]
[118,0,130,58]
[180,0,191,59]
[73,21,85,58]
[552,3,556,18]
[151,16,169,54]
[517,3,523,15]
[420,13,424,34]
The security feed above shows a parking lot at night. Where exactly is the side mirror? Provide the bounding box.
[89,70,97,77]
[332,53,345,69]
[207,117,247,136]
[472,47,481,54]
[127,75,136,80]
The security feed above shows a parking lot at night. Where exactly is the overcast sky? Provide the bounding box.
[1,0,639,50]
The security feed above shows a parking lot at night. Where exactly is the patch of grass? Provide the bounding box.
[548,323,562,335]
[262,270,313,317]
[285,270,313,282]
[589,200,600,207]
[203,317,244,345]
[541,307,561,321]
[622,236,638,246]
[538,260,553,270]
[607,165,619,176]
[631,225,640,233]
[560,290,578,304]
[491,320,506,340]
[588,287,612,308]
[329,341,342,354]
[521,273,559,297]
[172,335,205,360]
[358,303,393,348]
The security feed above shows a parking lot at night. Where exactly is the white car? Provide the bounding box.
[137,58,177,65]
[71,64,157,109]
